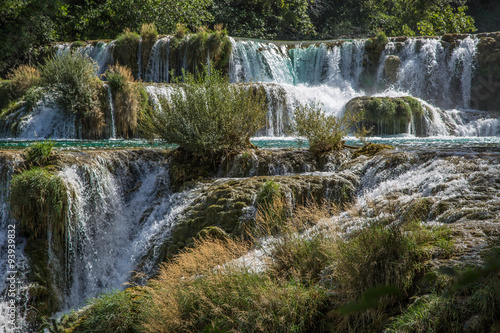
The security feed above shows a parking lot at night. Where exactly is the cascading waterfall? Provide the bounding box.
[105,84,117,139]
[0,155,29,333]
[137,38,143,81]
[54,152,203,309]
[146,37,171,83]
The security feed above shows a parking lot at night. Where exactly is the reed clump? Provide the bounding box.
[106,64,141,137]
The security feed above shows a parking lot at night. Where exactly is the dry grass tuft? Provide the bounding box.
[7,65,41,99]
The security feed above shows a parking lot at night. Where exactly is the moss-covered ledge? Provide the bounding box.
[346,96,425,136]
[157,171,359,262]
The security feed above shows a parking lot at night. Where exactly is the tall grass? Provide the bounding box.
[106,65,140,137]
[138,237,325,333]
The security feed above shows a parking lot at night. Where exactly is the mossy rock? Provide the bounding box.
[383,55,400,84]
[352,143,394,159]
[346,96,425,136]
[158,172,359,261]
[472,34,500,111]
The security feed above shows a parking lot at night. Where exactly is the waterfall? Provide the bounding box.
[15,94,77,139]
[137,38,143,81]
[146,37,171,83]
[105,84,117,139]
[55,152,201,309]
[0,155,29,333]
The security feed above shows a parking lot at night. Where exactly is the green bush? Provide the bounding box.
[143,66,267,155]
[292,102,360,156]
[41,52,105,137]
[9,167,69,240]
[24,141,55,168]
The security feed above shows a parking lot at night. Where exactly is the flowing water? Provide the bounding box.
[1,35,500,332]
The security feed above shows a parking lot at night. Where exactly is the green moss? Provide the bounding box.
[352,142,394,159]
[70,41,87,49]
[63,289,140,333]
[9,167,70,241]
[346,96,425,136]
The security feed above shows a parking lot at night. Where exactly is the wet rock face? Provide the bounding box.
[472,32,500,112]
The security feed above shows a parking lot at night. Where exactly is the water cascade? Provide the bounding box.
[104,84,117,139]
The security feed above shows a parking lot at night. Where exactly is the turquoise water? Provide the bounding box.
[0,136,499,150]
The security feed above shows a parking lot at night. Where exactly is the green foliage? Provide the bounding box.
[143,66,267,154]
[369,2,476,37]
[256,180,281,207]
[71,289,139,333]
[23,141,55,168]
[41,52,105,138]
[292,102,360,156]
[9,167,69,240]
[416,5,476,36]
[212,0,315,39]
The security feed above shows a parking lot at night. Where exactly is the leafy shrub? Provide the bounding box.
[23,141,55,168]
[9,167,69,240]
[6,65,41,101]
[143,66,267,155]
[292,102,360,156]
[41,52,105,137]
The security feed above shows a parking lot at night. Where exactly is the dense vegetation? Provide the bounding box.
[58,193,500,333]
[1,0,497,76]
